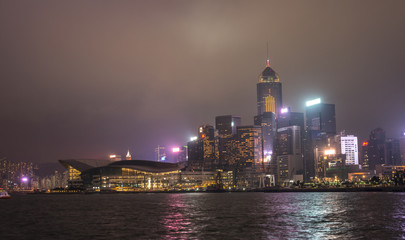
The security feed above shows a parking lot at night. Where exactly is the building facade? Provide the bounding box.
[304,99,336,181]
[341,135,359,165]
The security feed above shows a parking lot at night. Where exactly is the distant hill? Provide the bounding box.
[36,162,66,177]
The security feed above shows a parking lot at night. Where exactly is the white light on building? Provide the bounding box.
[341,135,359,165]
[305,98,321,107]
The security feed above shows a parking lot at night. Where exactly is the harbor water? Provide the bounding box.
[1,192,404,239]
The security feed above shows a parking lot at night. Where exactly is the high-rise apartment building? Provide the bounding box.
[236,126,263,170]
[215,115,241,169]
[341,135,359,165]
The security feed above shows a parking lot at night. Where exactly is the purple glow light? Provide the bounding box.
[280,108,289,114]
[21,177,28,182]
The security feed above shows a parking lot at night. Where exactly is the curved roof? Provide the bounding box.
[59,159,114,172]
[59,159,183,173]
[108,160,183,173]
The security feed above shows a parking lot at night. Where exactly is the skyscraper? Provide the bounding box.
[255,59,282,174]
[367,128,386,170]
[215,115,241,169]
[254,112,276,164]
[276,126,303,185]
[187,124,216,171]
[400,131,405,165]
[155,145,166,162]
[304,98,336,181]
[215,115,241,136]
[384,138,401,166]
[236,125,263,170]
[341,135,359,165]
[256,60,282,116]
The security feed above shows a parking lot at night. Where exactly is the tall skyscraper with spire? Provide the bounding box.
[255,58,282,173]
[257,59,282,117]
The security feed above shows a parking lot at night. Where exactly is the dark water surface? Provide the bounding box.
[1,192,405,239]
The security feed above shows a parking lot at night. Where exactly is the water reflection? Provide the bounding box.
[2,193,405,239]
[160,194,193,239]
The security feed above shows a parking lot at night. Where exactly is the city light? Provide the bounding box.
[21,177,28,182]
[109,154,116,158]
[172,147,180,153]
[280,107,289,114]
[362,141,369,146]
[231,121,234,127]
[190,136,198,141]
[305,98,321,107]
[324,149,336,155]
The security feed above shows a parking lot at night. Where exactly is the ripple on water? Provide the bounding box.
[0,192,404,239]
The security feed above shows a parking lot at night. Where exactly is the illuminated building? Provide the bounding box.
[215,115,241,169]
[254,112,276,171]
[315,150,346,180]
[155,145,166,162]
[305,98,336,136]
[385,138,401,166]
[277,109,304,131]
[215,115,241,136]
[167,146,187,163]
[341,135,359,165]
[400,131,405,165]
[304,98,336,181]
[126,150,132,160]
[361,128,386,170]
[254,59,282,179]
[39,170,68,190]
[276,125,303,185]
[59,159,234,191]
[361,141,370,170]
[109,154,122,161]
[236,126,263,170]
[277,109,305,183]
[348,172,374,182]
[187,125,216,171]
[256,59,282,116]
[0,158,36,190]
[375,165,405,182]
[59,159,113,189]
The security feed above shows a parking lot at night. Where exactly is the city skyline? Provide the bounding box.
[1,1,405,164]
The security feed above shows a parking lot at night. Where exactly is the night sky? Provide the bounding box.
[1,1,404,164]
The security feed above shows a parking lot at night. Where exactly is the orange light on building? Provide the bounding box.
[201,134,205,138]
[324,149,336,155]
[362,141,369,146]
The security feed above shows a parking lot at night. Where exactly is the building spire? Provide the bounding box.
[266,41,270,67]
[126,149,132,160]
